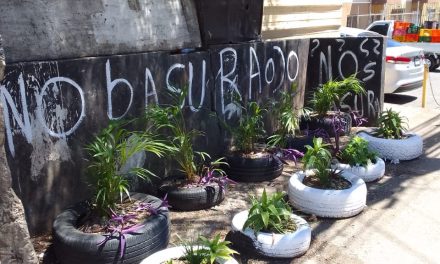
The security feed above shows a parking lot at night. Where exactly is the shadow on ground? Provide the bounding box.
[37,111,440,264]
[384,93,418,104]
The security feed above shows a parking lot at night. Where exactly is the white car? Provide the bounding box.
[340,27,424,94]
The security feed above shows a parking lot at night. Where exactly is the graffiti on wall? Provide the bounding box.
[0,38,383,234]
[0,40,306,180]
[306,37,384,123]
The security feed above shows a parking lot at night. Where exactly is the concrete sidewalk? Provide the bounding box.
[297,103,440,264]
[167,103,440,264]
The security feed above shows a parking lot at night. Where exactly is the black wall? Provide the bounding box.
[1,39,313,234]
[306,37,385,124]
[1,37,384,234]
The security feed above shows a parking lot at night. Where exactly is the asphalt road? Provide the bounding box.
[384,68,440,110]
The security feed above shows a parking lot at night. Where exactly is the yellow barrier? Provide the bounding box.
[422,63,428,108]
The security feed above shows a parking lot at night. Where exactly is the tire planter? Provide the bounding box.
[357,131,423,161]
[224,153,283,182]
[299,112,352,137]
[159,183,224,211]
[332,157,385,182]
[140,246,239,264]
[288,170,367,218]
[286,134,314,153]
[231,210,311,258]
[53,193,170,264]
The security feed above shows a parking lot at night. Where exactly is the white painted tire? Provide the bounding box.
[231,210,311,258]
[358,132,423,161]
[140,246,239,264]
[288,170,367,218]
[332,157,385,182]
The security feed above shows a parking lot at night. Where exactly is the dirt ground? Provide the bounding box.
[33,160,307,264]
[30,132,378,264]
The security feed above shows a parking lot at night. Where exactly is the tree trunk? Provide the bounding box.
[0,35,38,264]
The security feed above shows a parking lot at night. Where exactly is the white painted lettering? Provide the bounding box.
[188,60,206,112]
[145,68,159,107]
[0,74,32,156]
[286,50,299,82]
[106,60,133,120]
[36,77,86,138]
[249,47,262,99]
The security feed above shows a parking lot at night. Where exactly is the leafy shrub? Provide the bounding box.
[301,137,333,185]
[312,75,365,116]
[85,120,169,215]
[243,189,296,234]
[339,136,377,167]
[181,234,237,264]
[374,108,408,139]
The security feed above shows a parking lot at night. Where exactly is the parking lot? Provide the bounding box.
[385,68,440,110]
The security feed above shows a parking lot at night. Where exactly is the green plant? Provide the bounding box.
[181,234,238,264]
[302,137,333,185]
[231,101,267,154]
[145,90,227,183]
[85,120,169,215]
[312,75,365,116]
[374,108,408,139]
[268,84,311,148]
[243,189,296,234]
[339,136,377,166]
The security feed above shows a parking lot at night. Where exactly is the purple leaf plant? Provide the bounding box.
[97,194,170,259]
[281,148,304,164]
[196,168,237,194]
[350,111,368,127]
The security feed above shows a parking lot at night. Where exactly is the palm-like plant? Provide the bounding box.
[86,120,170,215]
[301,137,333,186]
[231,101,267,154]
[268,84,310,148]
[312,75,365,116]
[145,90,226,183]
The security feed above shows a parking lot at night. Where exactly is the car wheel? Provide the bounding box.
[427,56,437,71]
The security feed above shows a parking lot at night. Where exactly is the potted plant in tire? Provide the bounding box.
[268,83,312,154]
[301,75,365,136]
[288,137,367,218]
[146,91,234,211]
[358,108,423,163]
[224,101,283,182]
[52,121,172,264]
[231,189,311,258]
[141,234,238,263]
[333,136,385,182]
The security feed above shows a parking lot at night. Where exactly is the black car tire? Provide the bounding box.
[158,184,225,211]
[225,153,283,182]
[52,193,170,264]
